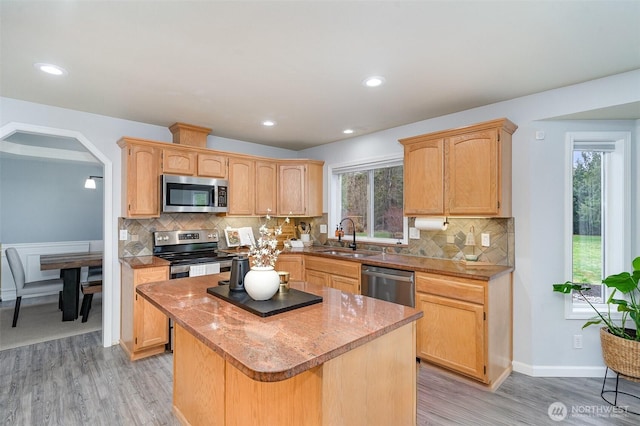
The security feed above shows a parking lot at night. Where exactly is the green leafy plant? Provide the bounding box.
[553,256,640,341]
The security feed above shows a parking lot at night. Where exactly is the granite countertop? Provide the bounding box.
[136,275,423,382]
[119,255,170,269]
[287,247,513,281]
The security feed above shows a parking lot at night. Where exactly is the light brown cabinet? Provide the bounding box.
[304,255,360,294]
[255,160,278,215]
[118,138,161,218]
[227,156,255,216]
[274,253,305,281]
[120,263,169,361]
[162,148,197,175]
[119,136,323,218]
[415,271,512,388]
[162,148,227,178]
[400,118,516,217]
[277,162,323,217]
[198,153,227,178]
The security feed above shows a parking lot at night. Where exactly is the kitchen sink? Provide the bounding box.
[315,249,376,258]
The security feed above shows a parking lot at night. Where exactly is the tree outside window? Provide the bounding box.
[333,160,405,243]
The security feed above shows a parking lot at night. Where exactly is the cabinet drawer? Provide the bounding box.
[416,272,484,304]
[134,266,169,285]
[305,256,360,279]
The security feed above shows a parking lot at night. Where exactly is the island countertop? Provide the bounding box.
[136,276,423,382]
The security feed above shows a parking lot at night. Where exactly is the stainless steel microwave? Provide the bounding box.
[162,175,228,213]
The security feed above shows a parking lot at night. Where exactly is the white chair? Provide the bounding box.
[5,247,64,327]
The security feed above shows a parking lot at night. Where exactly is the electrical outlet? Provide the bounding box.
[409,227,420,239]
[447,235,455,244]
[481,233,490,247]
[119,229,128,241]
[573,334,583,349]
[319,224,327,234]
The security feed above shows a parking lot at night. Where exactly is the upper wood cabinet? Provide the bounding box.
[277,161,323,217]
[162,148,197,175]
[163,148,228,178]
[198,153,228,178]
[255,160,278,215]
[228,156,255,216]
[403,138,444,215]
[400,118,516,217]
[118,138,161,218]
[118,136,323,218]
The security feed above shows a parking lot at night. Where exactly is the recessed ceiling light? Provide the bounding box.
[343,129,354,134]
[363,76,385,88]
[34,63,68,76]
[262,120,276,127]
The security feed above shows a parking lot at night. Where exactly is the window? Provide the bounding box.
[329,155,407,244]
[564,132,631,317]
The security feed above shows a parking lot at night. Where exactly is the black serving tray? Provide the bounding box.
[206,285,322,317]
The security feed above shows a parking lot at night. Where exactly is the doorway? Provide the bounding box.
[0,122,114,348]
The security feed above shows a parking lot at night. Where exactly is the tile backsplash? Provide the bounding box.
[119,214,514,267]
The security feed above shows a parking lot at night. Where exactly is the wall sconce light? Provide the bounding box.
[84,175,103,189]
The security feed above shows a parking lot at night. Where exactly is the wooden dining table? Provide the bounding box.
[40,251,103,321]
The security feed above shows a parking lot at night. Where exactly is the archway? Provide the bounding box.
[0,122,114,347]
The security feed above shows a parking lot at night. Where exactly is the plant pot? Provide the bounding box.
[600,327,640,379]
[243,266,280,301]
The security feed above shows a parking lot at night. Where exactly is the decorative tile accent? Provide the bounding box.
[119,214,514,267]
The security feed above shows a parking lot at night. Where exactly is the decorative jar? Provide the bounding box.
[244,266,280,301]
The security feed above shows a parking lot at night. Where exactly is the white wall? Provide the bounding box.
[2,69,639,374]
[301,69,640,376]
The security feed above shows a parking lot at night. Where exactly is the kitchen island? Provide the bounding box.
[137,275,423,426]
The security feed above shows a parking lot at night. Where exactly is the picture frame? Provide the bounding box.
[224,228,241,247]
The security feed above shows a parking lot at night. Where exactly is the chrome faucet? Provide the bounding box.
[339,218,357,250]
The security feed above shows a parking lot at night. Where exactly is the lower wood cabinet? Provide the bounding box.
[415,271,512,388]
[120,263,169,361]
[304,256,361,294]
[274,253,304,281]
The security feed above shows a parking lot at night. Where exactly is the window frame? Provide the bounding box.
[328,154,408,245]
[563,131,631,319]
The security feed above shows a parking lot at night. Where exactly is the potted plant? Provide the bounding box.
[553,256,640,378]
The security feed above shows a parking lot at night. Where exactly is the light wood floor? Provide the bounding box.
[1,331,639,425]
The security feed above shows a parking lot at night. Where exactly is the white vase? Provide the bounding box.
[244,266,280,301]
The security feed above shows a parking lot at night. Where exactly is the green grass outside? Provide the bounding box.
[572,234,602,284]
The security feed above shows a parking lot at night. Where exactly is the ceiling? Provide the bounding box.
[1,1,639,151]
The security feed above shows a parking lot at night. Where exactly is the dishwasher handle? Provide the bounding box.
[361,269,414,282]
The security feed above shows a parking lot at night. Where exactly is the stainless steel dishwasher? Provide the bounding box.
[361,265,415,307]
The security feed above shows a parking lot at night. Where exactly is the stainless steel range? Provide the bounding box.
[153,229,233,279]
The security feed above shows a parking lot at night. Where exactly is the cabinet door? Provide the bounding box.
[124,143,161,217]
[416,292,485,381]
[331,275,360,295]
[403,139,444,215]
[198,153,227,178]
[255,161,277,215]
[306,269,330,287]
[275,254,304,281]
[228,157,255,215]
[447,129,499,215]
[278,164,306,215]
[133,267,169,350]
[162,148,196,175]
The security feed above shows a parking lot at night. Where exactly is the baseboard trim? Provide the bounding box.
[513,361,606,378]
